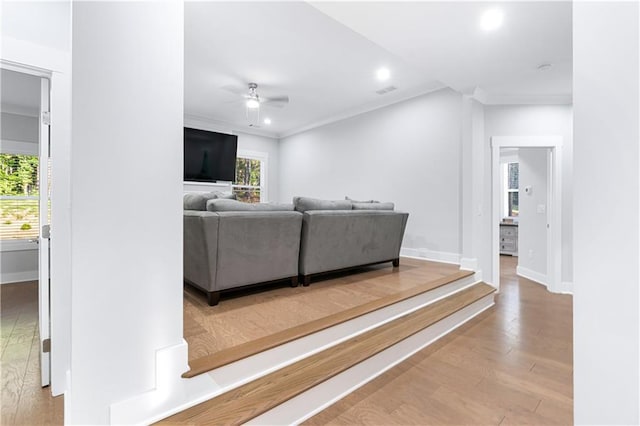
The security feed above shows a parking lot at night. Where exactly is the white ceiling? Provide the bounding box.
[188,1,572,138]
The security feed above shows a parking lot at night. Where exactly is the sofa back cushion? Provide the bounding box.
[184,191,237,210]
[207,199,294,212]
[293,196,352,212]
[351,202,395,210]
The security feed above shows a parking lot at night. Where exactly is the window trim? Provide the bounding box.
[234,149,268,202]
[501,160,519,219]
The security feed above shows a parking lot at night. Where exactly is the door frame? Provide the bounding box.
[1,62,52,386]
[491,136,563,293]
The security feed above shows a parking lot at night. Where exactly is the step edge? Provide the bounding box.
[184,269,475,377]
[158,283,494,424]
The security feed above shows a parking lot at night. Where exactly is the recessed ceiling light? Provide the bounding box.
[376,67,391,81]
[537,63,552,71]
[480,9,504,31]
[263,118,271,125]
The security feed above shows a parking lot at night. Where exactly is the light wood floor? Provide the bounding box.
[184,258,459,362]
[0,281,63,425]
[1,256,573,425]
[305,255,573,425]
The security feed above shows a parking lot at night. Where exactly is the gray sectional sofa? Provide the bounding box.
[183,193,408,305]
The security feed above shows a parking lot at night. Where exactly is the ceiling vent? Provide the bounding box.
[376,86,397,95]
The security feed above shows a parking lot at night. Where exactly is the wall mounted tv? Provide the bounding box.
[184,127,238,182]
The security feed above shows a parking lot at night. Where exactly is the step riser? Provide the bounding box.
[247,294,495,425]
[145,277,491,425]
[206,274,478,388]
[141,276,480,424]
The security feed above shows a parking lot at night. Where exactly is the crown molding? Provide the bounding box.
[279,83,446,139]
[183,113,279,139]
[473,92,572,106]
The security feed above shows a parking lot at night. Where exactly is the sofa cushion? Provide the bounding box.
[351,202,395,210]
[345,196,378,203]
[293,196,353,212]
[207,199,294,212]
[184,191,237,210]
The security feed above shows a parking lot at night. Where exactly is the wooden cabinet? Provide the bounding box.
[500,223,518,256]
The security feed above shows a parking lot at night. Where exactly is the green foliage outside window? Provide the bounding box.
[0,154,40,240]
[233,158,262,203]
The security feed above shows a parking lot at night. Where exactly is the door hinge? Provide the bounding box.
[43,338,51,353]
[42,224,51,239]
[42,111,51,126]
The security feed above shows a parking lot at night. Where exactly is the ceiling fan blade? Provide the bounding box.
[220,84,247,96]
[262,95,289,108]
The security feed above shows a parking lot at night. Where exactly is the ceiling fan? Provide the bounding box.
[221,82,290,109]
[221,82,289,126]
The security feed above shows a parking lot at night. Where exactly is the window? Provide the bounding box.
[0,154,40,240]
[503,162,519,217]
[232,151,267,203]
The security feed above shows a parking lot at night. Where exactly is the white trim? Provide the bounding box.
[459,257,478,271]
[471,89,572,106]
[131,274,479,424]
[1,270,38,284]
[279,84,445,139]
[400,247,460,265]
[0,240,38,252]
[558,281,573,295]
[491,136,563,294]
[249,294,495,425]
[516,265,548,287]
[184,113,278,139]
[0,139,39,155]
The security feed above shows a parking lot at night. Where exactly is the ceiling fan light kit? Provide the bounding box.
[222,82,290,127]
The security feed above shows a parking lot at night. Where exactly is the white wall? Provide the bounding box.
[68,2,184,423]
[184,116,280,202]
[516,148,548,282]
[483,105,573,284]
[574,3,639,424]
[279,88,463,261]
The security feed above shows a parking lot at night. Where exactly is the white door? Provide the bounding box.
[38,77,51,387]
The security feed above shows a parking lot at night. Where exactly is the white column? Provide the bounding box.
[67,2,185,423]
[574,2,639,424]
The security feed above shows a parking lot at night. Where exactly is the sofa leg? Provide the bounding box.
[392,258,400,268]
[290,276,299,287]
[207,291,220,306]
[302,275,311,287]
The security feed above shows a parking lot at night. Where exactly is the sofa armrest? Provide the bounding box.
[184,211,219,292]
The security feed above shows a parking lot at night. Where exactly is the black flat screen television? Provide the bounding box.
[184,127,238,182]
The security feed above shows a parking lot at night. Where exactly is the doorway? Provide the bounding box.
[491,136,563,293]
[0,66,51,388]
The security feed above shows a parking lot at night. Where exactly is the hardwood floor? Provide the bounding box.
[184,258,460,362]
[0,255,573,425]
[160,284,495,426]
[0,281,63,425]
[305,255,573,425]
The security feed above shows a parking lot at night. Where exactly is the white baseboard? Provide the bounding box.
[109,340,191,425]
[1,270,38,284]
[557,281,573,295]
[516,265,548,287]
[400,247,460,265]
[459,257,478,271]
